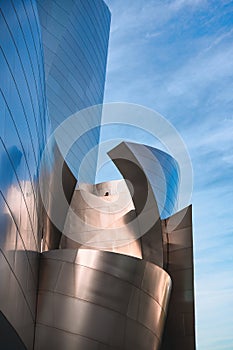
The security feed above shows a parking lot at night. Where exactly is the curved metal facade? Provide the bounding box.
[37,0,111,182]
[0,2,195,350]
[146,146,180,218]
[161,205,195,350]
[109,142,180,219]
[0,0,110,348]
[0,1,48,347]
[60,179,142,257]
[35,249,171,350]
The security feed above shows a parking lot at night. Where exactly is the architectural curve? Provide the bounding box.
[109,142,179,219]
[37,0,111,182]
[108,142,178,267]
[0,0,110,348]
[35,249,172,350]
[0,1,196,349]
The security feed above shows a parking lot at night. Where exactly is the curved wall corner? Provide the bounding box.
[34,249,171,350]
[108,142,164,267]
[41,142,77,251]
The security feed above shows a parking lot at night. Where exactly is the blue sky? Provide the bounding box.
[98,1,233,349]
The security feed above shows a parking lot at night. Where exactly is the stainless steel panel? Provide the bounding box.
[165,205,192,233]
[35,324,99,350]
[41,248,77,263]
[39,258,63,292]
[168,248,193,271]
[183,312,195,336]
[74,249,146,286]
[142,262,172,309]
[54,262,132,314]
[41,144,77,251]
[61,180,142,258]
[161,205,195,350]
[124,318,160,350]
[1,0,110,349]
[165,227,192,251]
[137,290,166,338]
[36,291,54,326]
[108,141,179,217]
[127,287,141,321]
[0,1,48,347]
[37,291,126,347]
[98,345,119,350]
[108,142,164,267]
[36,249,171,349]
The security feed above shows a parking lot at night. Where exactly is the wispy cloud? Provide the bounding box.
[166,42,233,100]
[101,1,233,349]
[145,31,162,39]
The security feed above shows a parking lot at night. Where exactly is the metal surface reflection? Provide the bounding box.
[0,0,48,347]
[35,142,195,350]
[35,249,171,350]
[0,0,110,348]
[61,179,142,258]
[161,205,196,350]
[0,0,195,349]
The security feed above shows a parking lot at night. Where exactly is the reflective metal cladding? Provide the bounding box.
[35,249,171,350]
[37,0,111,182]
[0,1,195,350]
[0,0,110,348]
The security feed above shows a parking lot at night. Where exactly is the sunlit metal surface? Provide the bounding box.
[34,249,171,350]
[55,142,195,349]
[109,142,164,267]
[109,142,179,219]
[0,0,110,348]
[0,1,196,348]
[61,179,142,258]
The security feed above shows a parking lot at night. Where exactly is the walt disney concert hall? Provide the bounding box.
[0,0,195,349]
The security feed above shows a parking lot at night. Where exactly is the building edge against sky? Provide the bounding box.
[0,0,110,348]
[37,0,110,182]
[0,1,195,349]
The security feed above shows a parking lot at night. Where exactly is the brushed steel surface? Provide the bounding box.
[1,8,195,346]
[37,0,110,182]
[161,205,196,350]
[41,143,77,251]
[108,142,179,218]
[124,318,160,350]
[35,324,100,350]
[108,142,164,267]
[35,249,171,350]
[0,0,49,348]
[61,179,142,258]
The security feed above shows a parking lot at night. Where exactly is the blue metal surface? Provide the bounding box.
[37,0,111,182]
[0,1,48,347]
[146,146,180,218]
